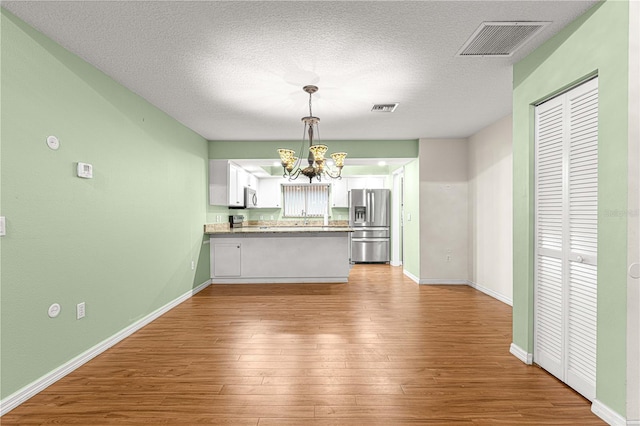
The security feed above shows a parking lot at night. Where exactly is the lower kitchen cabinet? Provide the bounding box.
[212,243,241,276]
[209,231,351,283]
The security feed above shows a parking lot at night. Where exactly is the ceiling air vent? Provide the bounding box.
[372,103,399,112]
[457,21,550,57]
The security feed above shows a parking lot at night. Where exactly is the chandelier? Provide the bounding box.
[277,85,347,183]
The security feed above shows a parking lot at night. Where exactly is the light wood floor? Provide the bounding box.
[3,265,604,425]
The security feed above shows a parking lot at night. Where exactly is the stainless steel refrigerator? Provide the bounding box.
[349,189,390,263]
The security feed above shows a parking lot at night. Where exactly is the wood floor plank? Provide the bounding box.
[1,265,604,425]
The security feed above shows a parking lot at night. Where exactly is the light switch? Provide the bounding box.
[77,162,93,179]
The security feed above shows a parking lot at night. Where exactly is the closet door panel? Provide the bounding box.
[534,77,598,401]
[566,78,598,400]
[534,95,565,379]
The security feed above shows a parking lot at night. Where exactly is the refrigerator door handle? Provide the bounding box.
[366,192,370,223]
[370,192,375,224]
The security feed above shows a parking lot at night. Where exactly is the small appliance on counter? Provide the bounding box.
[229,215,244,228]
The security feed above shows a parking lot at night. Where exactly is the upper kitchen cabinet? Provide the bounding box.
[347,176,386,191]
[257,178,285,208]
[331,178,349,208]
[209,160,257,207]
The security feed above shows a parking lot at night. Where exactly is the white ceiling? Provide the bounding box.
[3,1,597,141]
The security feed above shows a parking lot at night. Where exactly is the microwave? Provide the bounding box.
[244,187,258,209]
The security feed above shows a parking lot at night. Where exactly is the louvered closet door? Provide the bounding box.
[534,77,598,401]
[566,78,598,400]
[534,94,566,380]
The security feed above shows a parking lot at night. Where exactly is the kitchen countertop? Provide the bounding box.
[205,225,353,234]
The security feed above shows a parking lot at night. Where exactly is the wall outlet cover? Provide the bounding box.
[46,135,60,150]
[48,303,61,318]
[0,216,5,236]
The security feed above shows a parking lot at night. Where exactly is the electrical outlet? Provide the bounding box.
[48,303,61,318]
[216,215,221,223]
[191,260,195,270]
[0,216,5,236]
[77,302,85,319]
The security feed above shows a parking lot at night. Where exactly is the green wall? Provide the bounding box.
[512,0,629,414]
[0,10,209,399]
[209,139,418,160]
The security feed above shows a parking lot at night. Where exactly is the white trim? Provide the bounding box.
[509,343,533,365]
[0,279,212,416]
[211,277,347,284]
[628,0,640,423]
[403,269,420,284]
[420,279,468,285]
[390,260,402,267]
[403,274,513,306]
[591,399,627,426]
[467,280,513,306]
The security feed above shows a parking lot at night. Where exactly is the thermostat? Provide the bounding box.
[77,162,93,179]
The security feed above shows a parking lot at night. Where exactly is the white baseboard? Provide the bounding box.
[403,269,420,284]
[0,279,212,416]
[467,280,513,306]
[420,279,469,285]
[404,274,513,307]
[627,421,640,426]
[211,277,348,284]
[591,399,627,426]
[509,343,533,365]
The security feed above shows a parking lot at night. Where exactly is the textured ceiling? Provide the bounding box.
[3,1,598,141]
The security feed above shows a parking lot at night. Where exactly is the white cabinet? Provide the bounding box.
[331,178,349,208]
[347,176,386,191]
[209,160,257,207]
[229,163,245,207]
[257,178,284,208]
[246,173,258,190]
[212,243,241,277]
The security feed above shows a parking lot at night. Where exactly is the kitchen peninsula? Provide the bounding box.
[205,224,353,283]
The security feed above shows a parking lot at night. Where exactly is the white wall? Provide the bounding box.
[418,138,468,283]
[467,115,513,304]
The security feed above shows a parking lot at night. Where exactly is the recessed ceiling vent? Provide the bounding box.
[372,103,399,112]
[457,21,550,57]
